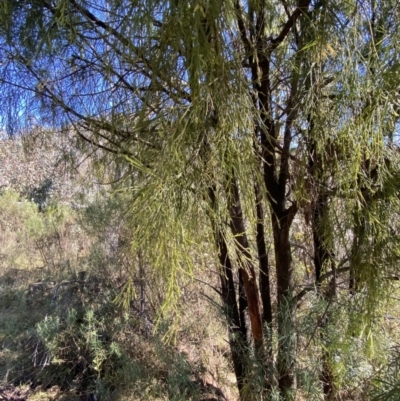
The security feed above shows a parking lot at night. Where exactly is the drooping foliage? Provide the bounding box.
[1,1,400,399]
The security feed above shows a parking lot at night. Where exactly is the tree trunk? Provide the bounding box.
[207,186,247,397]
[309,137,337,399]
[255,183,274,388]
[272,211,296,398]
[238,269,248,342]
[227,174,264,351]
[255,184,273,328]
[215,228,248,396]
[312,193,336,400]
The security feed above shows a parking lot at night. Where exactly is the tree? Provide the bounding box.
[1,1,400,399]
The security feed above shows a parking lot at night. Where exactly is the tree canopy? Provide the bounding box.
[1,1,400,399]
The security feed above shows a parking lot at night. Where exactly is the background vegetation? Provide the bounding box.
[0,135,235,400]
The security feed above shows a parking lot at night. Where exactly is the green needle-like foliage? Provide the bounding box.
[1,1,400,399]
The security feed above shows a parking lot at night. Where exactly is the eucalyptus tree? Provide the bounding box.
[1,0,400,399]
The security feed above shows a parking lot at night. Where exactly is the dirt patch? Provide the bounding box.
[0,386,86,401]
[0,386,29,401]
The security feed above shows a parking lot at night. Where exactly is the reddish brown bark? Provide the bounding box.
[208,186,247,396]
[227,175,264,349]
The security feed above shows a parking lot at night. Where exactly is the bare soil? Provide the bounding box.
[0,386,29,401]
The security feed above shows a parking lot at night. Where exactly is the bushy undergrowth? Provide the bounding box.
[2,187,400,401]
[370,345,400,401]
[1,274,225,400]
[0,189,231,400]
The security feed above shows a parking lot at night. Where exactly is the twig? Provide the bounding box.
[193,277,222,296]
[303,293,334,351]
[200,291,223,312]
[295,265,350,305]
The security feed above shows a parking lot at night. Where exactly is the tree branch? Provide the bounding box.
[295,265,350,305]
[270,0,311,51]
